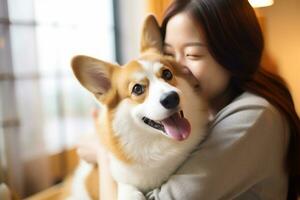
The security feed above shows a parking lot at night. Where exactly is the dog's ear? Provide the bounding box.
[71,55,117,101]
[140,14,163,54]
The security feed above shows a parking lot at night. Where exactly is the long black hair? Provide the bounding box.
[161,0,300,199]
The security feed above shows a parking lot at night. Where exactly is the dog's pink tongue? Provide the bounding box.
[161,113,191,141]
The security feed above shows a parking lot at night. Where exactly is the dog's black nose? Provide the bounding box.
[160,91,180,109]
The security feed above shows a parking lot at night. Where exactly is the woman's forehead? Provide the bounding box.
[164,13,206,45]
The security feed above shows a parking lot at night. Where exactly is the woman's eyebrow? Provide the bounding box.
[183,42,206,47]
[163,42,206,48]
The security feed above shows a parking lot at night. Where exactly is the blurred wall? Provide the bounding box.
[116,0,146,64]
[260,0,300,114]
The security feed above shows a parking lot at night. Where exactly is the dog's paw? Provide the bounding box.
[121,191,145,200]
[132,191,146,200]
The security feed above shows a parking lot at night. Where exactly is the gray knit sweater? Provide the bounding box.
[146,92,289,200]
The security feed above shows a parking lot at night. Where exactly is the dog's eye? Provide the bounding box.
[162,69,173,81]
[132,84,145,96]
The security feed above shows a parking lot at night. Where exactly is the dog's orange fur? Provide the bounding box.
[114,61,149,104]
[85,166,99,200]
[97,111,132,164]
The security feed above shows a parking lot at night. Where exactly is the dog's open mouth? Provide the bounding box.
[142,110,191,141]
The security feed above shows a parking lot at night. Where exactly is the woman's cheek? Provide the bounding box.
[187,60,207,82]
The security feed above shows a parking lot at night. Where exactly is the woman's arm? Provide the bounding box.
[98,148,117,200]
[77,109,118,200]
[146,94,289,199]
[76,134,118,200]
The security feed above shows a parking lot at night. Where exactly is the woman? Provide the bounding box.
[78,0,300,199]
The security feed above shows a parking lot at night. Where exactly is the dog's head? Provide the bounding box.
[71,15,205,143]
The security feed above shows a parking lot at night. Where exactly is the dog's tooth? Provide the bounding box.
[142,116,167,132]
[154,123,160,129]
[180,110,184,118]
[150,121,155,127]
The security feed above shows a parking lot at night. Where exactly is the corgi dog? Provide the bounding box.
[69,15,208,200]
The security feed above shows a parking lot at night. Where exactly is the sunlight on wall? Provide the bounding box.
[260,0,300,114]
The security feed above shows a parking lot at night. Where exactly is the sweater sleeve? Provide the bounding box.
[146,95,289,200]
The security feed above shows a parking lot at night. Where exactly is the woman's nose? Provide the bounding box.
[174,55,190,75]
[175,54,186,66]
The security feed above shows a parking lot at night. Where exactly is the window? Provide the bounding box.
[0,0,116,197]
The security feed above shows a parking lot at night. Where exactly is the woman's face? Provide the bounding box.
[164,13,230,100]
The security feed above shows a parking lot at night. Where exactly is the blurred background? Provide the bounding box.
[0,0,299,199]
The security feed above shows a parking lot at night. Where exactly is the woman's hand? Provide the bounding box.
[76,109,102,164]
[76,133,100,164]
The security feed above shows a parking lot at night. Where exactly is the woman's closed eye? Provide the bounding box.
[186,54,203,59]
[163,52,175,57]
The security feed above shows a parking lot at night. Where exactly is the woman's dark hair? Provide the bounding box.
[161,0,300,199]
